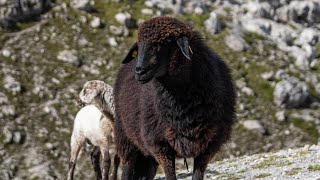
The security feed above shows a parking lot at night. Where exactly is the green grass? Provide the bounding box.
[285,168,302,175]
[292,118,319,143]
[308,165,320,171]
[253,157,293,169]
[254,173,272,179]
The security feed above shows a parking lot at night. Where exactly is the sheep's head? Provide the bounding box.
[79,80,107,105]
[122,16,194,84]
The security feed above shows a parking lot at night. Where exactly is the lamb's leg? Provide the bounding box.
[67,134,85,180]
[101,145,111,180]
[110,153,120,180]
[91,146,102,180]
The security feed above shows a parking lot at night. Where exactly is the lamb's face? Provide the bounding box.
[79,80,105,104]
[122,37,192,84]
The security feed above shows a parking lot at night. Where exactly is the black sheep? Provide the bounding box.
[114,16,236,180]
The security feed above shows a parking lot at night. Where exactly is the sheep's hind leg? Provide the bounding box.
[67,134,85,180]
[100,145,111,180]
[91,146,102,180]
[134,155,159,180]
[110,153,120,180]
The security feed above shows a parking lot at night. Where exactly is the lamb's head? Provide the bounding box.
[79,80,108,105]
[122,16,194,84]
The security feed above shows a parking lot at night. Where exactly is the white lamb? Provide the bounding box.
[68,80,119,180]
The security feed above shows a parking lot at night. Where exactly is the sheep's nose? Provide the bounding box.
[135,66,148,75]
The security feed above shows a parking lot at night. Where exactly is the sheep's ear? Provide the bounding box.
[176,37,192,61]
[122,42,138,64]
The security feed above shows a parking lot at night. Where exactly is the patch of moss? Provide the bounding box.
[309,83,320,100]
[285,168,302,176]
[253,157,292,169]
[218,173,242,180]
[292,118,319,143]
[237,169,248,174]
[308,165,320,171]
[254,173,271,179]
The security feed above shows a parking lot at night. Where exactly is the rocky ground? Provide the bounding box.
[156,144,320,179]
[0,0,320,179]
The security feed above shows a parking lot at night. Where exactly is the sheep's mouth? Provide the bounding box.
[135,69,155,84]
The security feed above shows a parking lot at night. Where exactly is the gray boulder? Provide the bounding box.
[70,0,92,12]
[243,1,274,19]
[0,0,51,27]
[242,120,266,134]
[204,12,224,35]
[295,28,319,46]
[277,0,320,25]
[273,77,310,108]
[225,34,249,51]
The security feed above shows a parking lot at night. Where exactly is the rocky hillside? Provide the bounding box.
[0,0,319,179]
[156,144,320,179]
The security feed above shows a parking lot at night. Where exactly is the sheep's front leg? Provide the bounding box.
[192,153,214,180]
[121,156,136,180]
[100,145,111,180]
[91,146,102,180]
[154,148,176,180]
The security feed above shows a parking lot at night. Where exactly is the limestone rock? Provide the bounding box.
[204,12,224,35]
[274,77,310,108]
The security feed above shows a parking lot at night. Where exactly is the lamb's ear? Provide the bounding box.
[122,42,138,64]
[176,37,192,61]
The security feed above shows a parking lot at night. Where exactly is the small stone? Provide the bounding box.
[236,79,246,89]
[70,0,92,12]
[115,12,131,24]
[3,127,13,144]
[284,130,290,135]
[242,120,266,134]
[2,49,11,57]
[78,36,89,47]
[275,111,286,121]
[261,71,274,81]
[109,25,129,37]
[242,87,254,96]
[275,69,289,80]
[303,144,310,151]
[90,17,101,28]
[108,37,118,47]
[141,8,153,15]
[194,6,204,14]
[57,50,81,67]
[45,143,54,150]
[4,75,21,93]
[13,131,25,144]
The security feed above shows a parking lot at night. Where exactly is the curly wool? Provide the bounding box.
[138,16,193,44]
